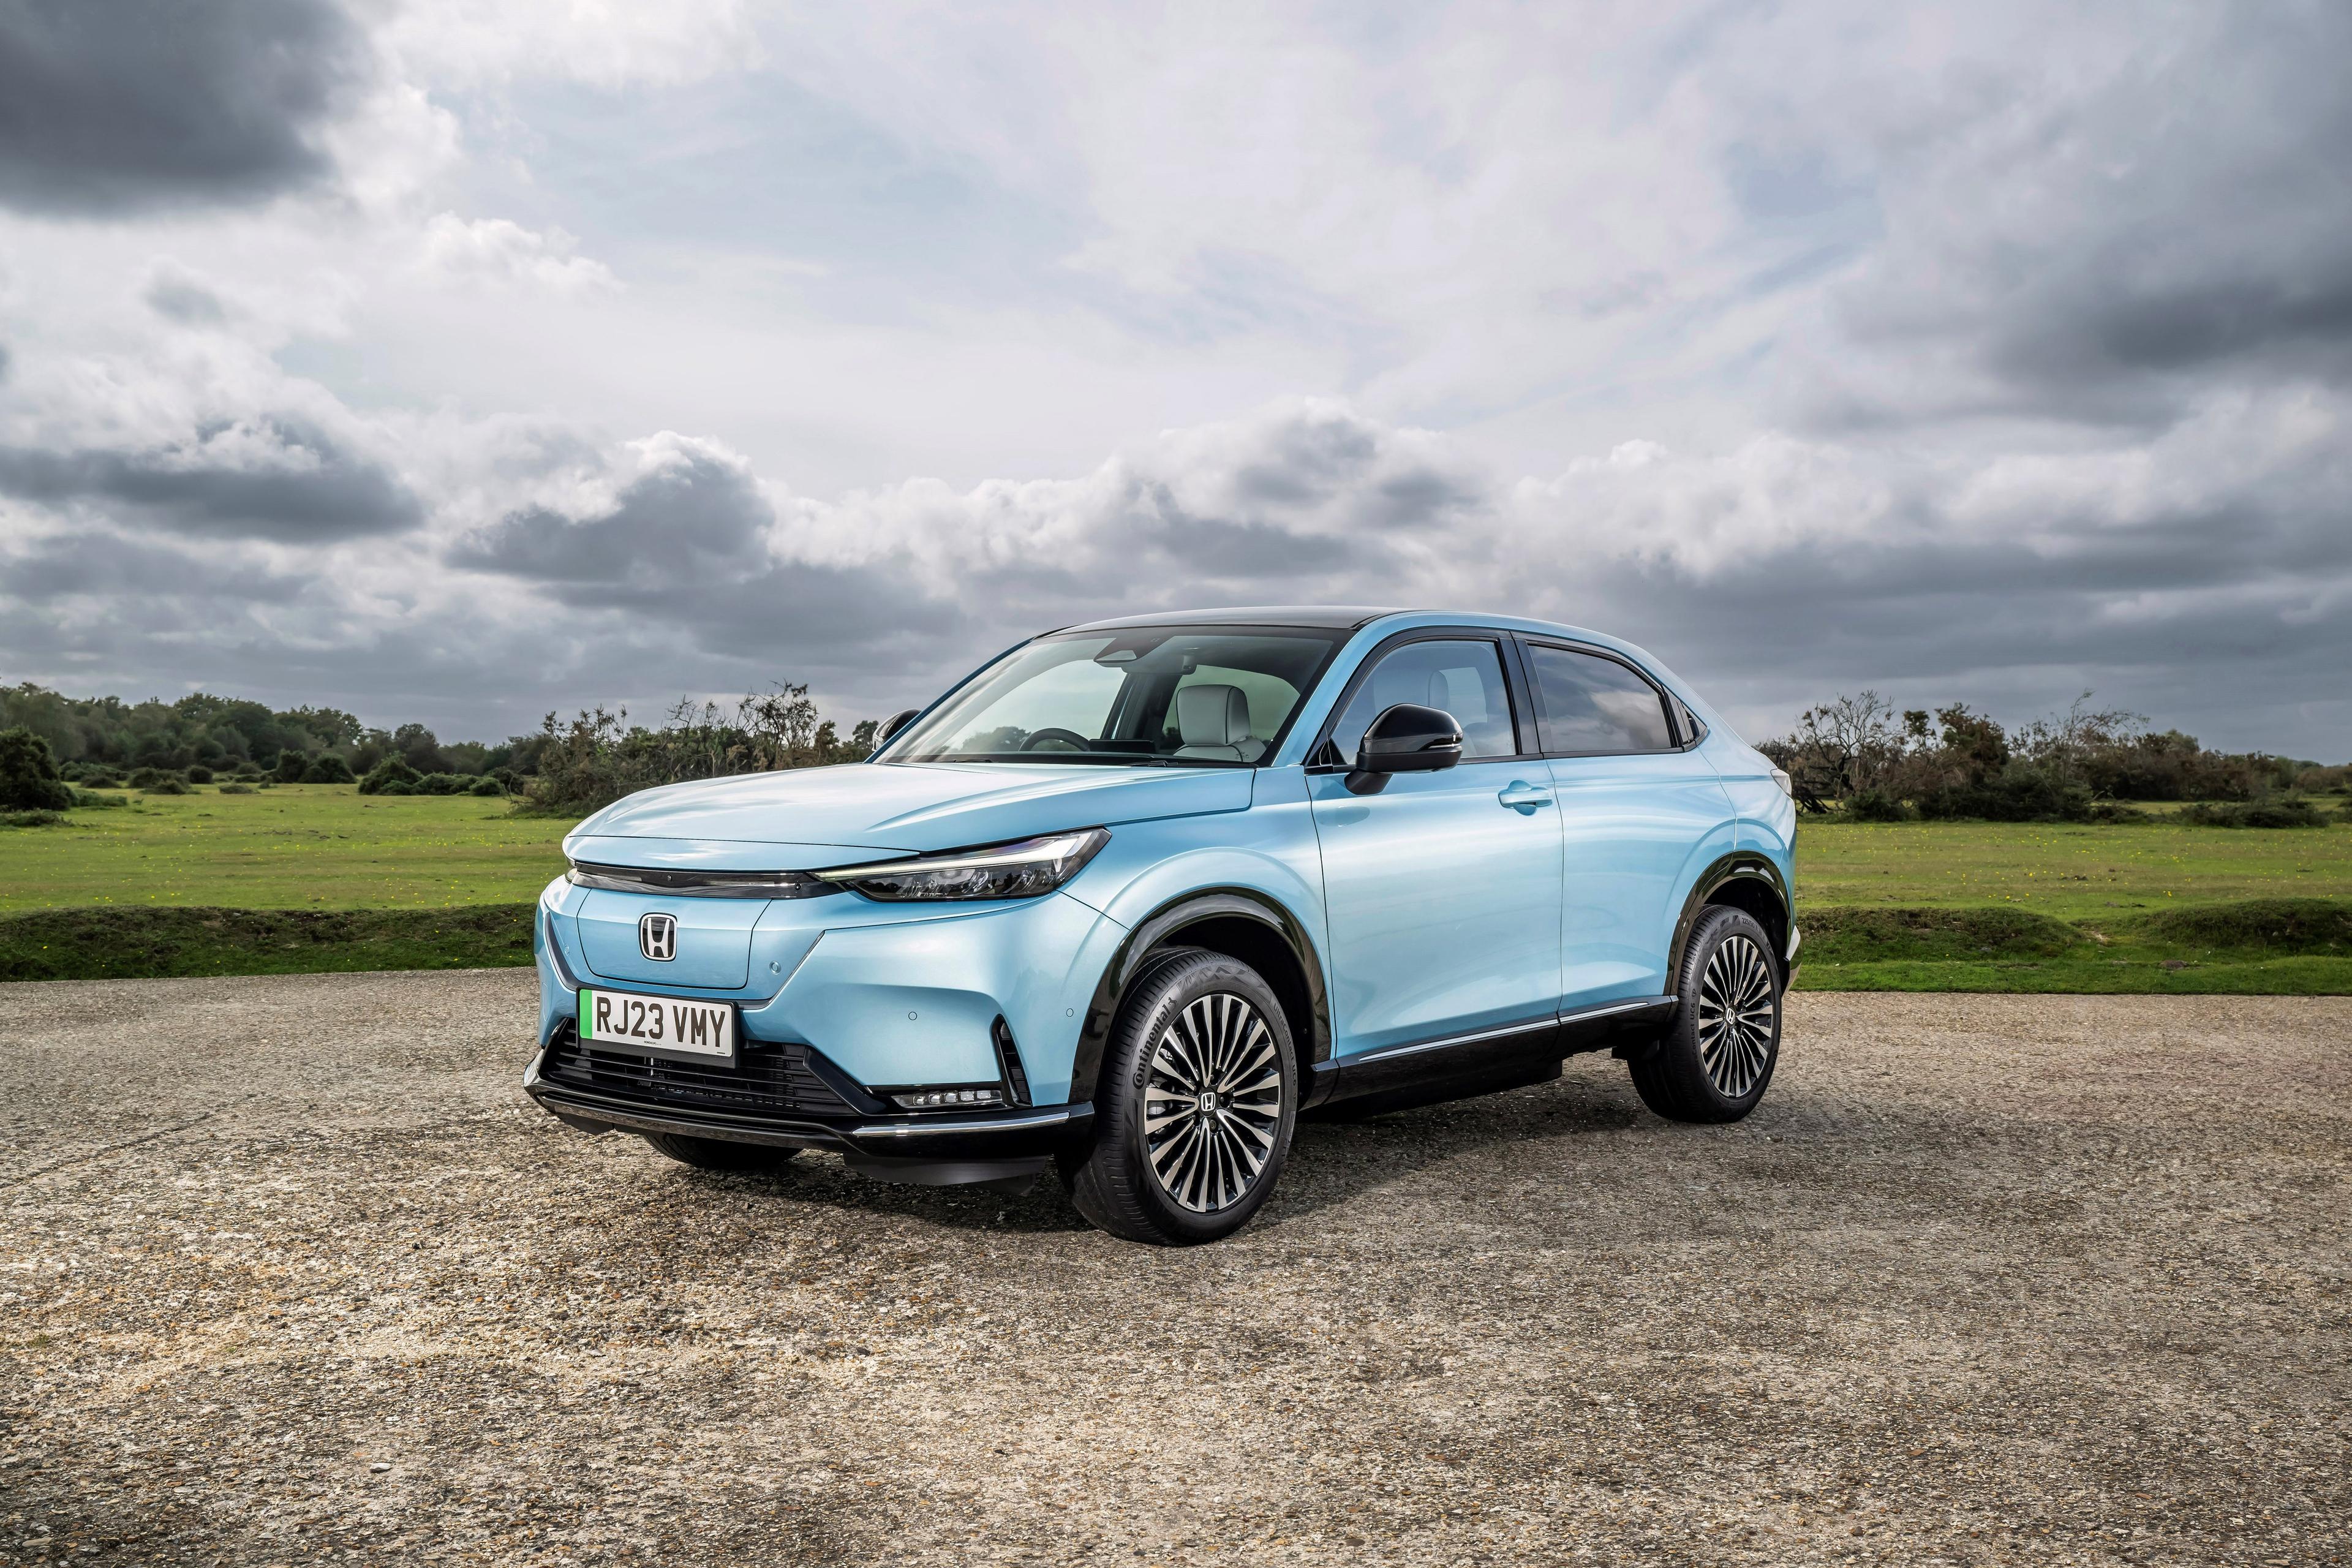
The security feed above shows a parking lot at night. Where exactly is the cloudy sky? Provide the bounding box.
[0,1,2345,754]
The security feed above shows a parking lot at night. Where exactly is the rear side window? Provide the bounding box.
[1329,639,1517,760]
[1526,644,1674,755]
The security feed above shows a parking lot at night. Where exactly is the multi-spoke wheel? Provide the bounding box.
[1695,933,1777,1099]
[1627,905,1783,1123]
[1144,992,1284,1213]
[1063,948,1297,1244]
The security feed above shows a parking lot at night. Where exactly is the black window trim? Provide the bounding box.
[1513,635,1695,760]
[1305,626,1540,771]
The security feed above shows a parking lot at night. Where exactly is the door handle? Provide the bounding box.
[1498,781,1553,814]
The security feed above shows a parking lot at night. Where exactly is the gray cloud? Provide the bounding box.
[0,0,367,216]
[0,418,421,541]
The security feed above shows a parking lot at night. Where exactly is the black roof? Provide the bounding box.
[1060,605,1404,632]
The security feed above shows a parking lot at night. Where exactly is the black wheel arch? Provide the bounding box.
[1668,853,1793,992]
[1066,888,1330,1105]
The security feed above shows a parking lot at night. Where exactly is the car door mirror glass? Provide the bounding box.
[878,708,921,744]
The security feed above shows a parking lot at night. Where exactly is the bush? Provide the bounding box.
[470,775,504,797]
[358,756,423,796]
[302,753,356,784]
[2,808,66,827]
[141,777,191,796]
[416,772,478,795]
[70,788,127,809]
[2179,798,2328,829]
[0,727,74,812]
[216,782,255,794]
[127,765,182,789]
[186,764,214,784]
[274,750,311,783]
[1844,788,1910,822]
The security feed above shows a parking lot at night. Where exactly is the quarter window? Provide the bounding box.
[1329,639,1517,761]
[1526,644,1674,755]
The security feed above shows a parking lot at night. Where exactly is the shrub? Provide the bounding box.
[0,727,74,812]
[216,782,255,794]
[274,750,311,783]
[415,772,479,795]
[186,764,214,784]
[302,753,356,784]
[1,809,66,827]
[2179,798,2328,829]
[127,765,183,790]
[141,777,191,795]
[358,756,423,796]
[1844,788,1910,822]
[70,788,127,809]
[470,775,504,797]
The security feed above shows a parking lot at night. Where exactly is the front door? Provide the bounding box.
[1309,635,1565,1056]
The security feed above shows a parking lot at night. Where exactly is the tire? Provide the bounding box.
[1627,905,1782,1123]
[643,1131,803,1172]
[1063,948,1298,1245]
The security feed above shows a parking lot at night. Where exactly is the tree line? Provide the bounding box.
[0,682,878,815]
[1760,692,2349,824]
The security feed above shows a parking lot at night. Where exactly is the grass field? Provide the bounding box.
[2,785,2347,989]
[0,784,568,911]
[1793,816,2352,917]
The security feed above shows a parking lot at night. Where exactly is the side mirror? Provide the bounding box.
[1346,703,1463,793]
[878,708,920,744]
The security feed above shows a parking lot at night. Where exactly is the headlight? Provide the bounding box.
[815,829,1109,902]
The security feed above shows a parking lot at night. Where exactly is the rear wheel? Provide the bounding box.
[1063,948,1297,1245]
[643,1131,802,1172]
[1627,905,1782,1123]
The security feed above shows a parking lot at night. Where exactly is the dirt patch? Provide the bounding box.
[2,974,2346,1564]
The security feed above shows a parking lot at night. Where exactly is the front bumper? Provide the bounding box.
[522,1047,1093,1184]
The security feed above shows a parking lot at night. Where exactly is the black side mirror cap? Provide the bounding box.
[1345,703,1463,792]
[878,708,921,744]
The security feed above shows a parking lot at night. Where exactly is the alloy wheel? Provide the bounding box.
[1144,992,1284,1212]
[1695,933,1777,1098]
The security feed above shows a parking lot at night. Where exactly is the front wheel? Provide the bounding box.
[1063,948,1297,1245]
[1627,906,1782,1123]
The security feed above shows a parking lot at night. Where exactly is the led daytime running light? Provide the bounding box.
[815,829,1109,902]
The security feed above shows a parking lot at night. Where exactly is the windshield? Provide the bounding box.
[883,627,1344,766]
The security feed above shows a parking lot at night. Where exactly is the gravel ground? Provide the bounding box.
[2,973,2347,1567]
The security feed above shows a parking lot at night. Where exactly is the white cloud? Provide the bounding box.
[415,213,619,295]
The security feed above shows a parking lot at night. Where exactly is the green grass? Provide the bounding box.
[0,783,568,911]
[0,905,535,981]
[1793,899,2352,994]
[1793,815,2352,918]
[2,786,2346,990]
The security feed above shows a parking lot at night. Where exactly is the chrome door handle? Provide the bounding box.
[1498,781,1553,814]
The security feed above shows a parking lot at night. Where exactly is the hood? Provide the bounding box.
[562,761,1254,870]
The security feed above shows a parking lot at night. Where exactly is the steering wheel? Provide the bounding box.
[1019,728,1094,753]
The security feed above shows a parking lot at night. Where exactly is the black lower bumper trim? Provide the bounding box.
[524,1058,1091,1162]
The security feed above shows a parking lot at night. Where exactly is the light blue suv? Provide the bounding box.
[526,608,1798,1244]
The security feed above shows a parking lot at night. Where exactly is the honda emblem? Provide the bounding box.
[638,912,678,962]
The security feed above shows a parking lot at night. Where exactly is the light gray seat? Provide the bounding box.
[1172,684,1264,762]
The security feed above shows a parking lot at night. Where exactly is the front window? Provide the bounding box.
[883,627,1344,766]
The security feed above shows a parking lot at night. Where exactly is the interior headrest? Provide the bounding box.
[1176,684,1252,747]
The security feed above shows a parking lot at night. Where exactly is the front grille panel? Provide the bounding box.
[542,1027,858,1120]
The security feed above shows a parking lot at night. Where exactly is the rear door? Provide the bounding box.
[1520,639,1736,1009]
[1308,632,1565,1055]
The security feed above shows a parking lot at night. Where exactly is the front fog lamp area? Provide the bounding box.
[814,828,1109,902]
[892,1087,1006,1111]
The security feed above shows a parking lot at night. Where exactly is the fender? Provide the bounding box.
[1665,851,1793,989]
[1065,886,1332,1105]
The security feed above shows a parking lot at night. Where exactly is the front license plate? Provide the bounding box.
[578,988,737,1062]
